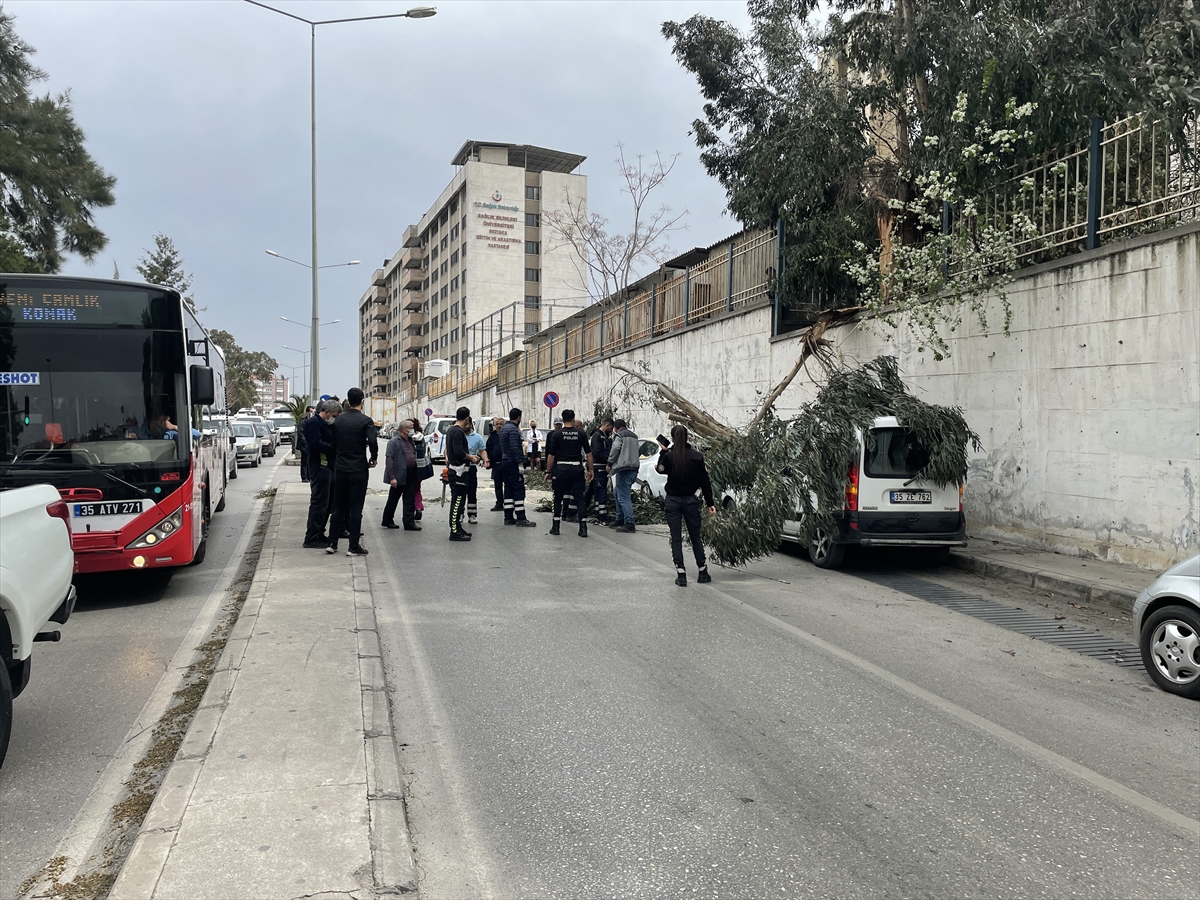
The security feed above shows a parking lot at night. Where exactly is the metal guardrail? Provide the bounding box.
[973,113,1198,264]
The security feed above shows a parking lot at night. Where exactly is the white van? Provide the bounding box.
[780,416,966,569]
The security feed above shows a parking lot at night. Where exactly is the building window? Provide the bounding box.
[451,302,459,317]
[440,285,448,300]
[451,327,459,342]
[461,214,467,231]
[525,322,539,336]
[431,268,439,284]
[451,224,459,240]
[450,276,459,292]
[440,237,448,251]
[461,242,467,259]
[449,197,458,214]
[525,241,540,255]
[440,261,448,276]
[525,185,540,201]
[525,213,540,228]
[450,249,459,265]
[525,268,540,282]
[461,269,467,284]
[422,255,430,268]
[441,334,448,348]
[524,295,541,309]
[431,245,439,261]
[441,310,448,325]
[451,353,459,365]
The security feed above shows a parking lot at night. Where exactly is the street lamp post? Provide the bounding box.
[248,2,436,404]
[282,345,326,401]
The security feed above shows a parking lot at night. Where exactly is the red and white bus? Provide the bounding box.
[0,274,230,573]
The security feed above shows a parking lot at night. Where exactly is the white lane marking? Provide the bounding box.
[596,532,1200,841]
[22,495,270,894]
[373,544,503,900]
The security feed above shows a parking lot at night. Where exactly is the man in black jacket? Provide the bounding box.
[302,400,337,547]
[484,416,505,511]
[545,409,593,538]
[583,417,613,525]
[498,408,536,527]
[326,388,378,556]
[444,406,476,541]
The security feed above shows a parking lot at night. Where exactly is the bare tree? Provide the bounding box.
[543,144,688,309]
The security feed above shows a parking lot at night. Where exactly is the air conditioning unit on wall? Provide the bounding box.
[424,358,450,380]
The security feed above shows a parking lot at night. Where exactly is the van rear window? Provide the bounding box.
[864,428,930,478]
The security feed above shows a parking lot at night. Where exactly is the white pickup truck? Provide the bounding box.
[0,483,77,767]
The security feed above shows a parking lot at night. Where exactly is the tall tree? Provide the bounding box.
[135,233,199,313]
[0,8,116,272]
[209,329,277,413]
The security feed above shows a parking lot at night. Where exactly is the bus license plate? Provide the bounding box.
[890,490,931,504]
[74,501,143,517]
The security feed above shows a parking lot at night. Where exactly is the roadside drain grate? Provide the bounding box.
[857,572,1144,668]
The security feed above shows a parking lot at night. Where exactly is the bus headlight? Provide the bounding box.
[128,509,184,549]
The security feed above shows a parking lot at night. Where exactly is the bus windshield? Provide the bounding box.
[0,327,188,467]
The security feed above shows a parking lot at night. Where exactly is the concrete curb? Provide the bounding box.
[949,550,1139,614]
[109,492,284,899]
[110,483,417,899]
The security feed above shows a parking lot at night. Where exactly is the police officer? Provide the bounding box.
[584,417,613,525]
[499,408,537,527]
[544,409,592,538]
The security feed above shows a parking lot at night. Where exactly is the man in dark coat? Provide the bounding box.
[326,388,378,556]
[484,416,505,511]
[498,408,537,527]
[302,400,337,547]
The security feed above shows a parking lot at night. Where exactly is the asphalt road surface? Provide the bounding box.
[368,498,1198,899]
[0,452,287,900]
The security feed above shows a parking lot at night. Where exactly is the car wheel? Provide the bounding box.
[230,462,238,480]
[251,455,259,468]
[215,476,226,513]
[809,527,846,569]
[1140,604,1200,699]
[721,495,736,511]
[925,546,951,567]
[0,661,12,770]
[638,480,653,500]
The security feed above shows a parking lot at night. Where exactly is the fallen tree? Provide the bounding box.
[609,309,981,567]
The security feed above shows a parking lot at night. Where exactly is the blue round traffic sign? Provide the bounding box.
[543,391,559,409]
[424,407,434,417]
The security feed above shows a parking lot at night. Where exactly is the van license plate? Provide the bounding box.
[890,491,931,504]
[74,501,143,517]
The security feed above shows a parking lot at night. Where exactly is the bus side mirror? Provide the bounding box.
[190,366,216,406]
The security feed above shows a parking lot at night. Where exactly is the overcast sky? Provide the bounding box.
[9,0,750,399]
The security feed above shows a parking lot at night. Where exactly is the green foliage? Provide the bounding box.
[135,234,200,313]
[0,9,115,272]
[700,356,980,567]
[209,329,278,413]
[580,397,618,435]
[281,395,310,427]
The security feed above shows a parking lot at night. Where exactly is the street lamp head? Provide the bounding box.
[266,250,279,257]
[406,6,437,18]
[328,319,341,325]
[348,260,361,266]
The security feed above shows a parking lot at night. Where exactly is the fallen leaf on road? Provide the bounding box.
[1069,602,1087,609]
[1053,615,1066,620]
[1001,649,1016,656]
[943,639,952,643]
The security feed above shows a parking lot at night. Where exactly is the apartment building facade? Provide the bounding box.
[252,374,290,412]
[358,141,589,398]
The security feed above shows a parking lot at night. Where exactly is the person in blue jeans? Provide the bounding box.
[608,418,640,532]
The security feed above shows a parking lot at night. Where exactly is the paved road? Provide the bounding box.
[0,453,287,900]
[368,499,1198,899]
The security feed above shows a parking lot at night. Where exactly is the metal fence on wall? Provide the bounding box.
[974,113,1199,264]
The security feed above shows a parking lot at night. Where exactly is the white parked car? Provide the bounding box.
[422,416,457,462]
[267,412,297,444]
[1132,554,1200,699]
[1,484,76,767]
[635,439,668,499]
[232,422,262,468]
[780,416,966,569]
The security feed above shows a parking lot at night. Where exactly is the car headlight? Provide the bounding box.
[128,508,184,549]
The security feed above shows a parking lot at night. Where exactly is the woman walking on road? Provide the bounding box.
[655,425,715,587]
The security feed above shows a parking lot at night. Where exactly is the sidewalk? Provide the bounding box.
[110,482,412,900]
[950,538,1156,612]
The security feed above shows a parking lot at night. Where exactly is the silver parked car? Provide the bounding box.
[1133,554,1200,699]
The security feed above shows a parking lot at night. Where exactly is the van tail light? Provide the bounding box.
[46,499,71,532]
[959,482,964,512]
[845,462,859,511]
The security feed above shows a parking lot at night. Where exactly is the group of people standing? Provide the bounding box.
[299,392,717,586]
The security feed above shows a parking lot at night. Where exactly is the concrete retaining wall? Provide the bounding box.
[410,224,1200,570]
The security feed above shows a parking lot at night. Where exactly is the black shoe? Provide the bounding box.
[504,519,516,526]
[616,524,636,533]
[403,524,421,531]
[302,540,329,549]
[325,544,338,554]
[382,522,400,529]
[347,545,369,556]
[414,511,422,521]
[606,521,621,529]
[675,574,687,587]
[459,529,472,538]
[449,533,472,542]
[697,568,712,584]
[549,522,561,535]
[515,519,537,527]
[490,504,504,512]
[578,522,588,538]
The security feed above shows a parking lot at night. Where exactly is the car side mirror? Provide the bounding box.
[190,366,216,406]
